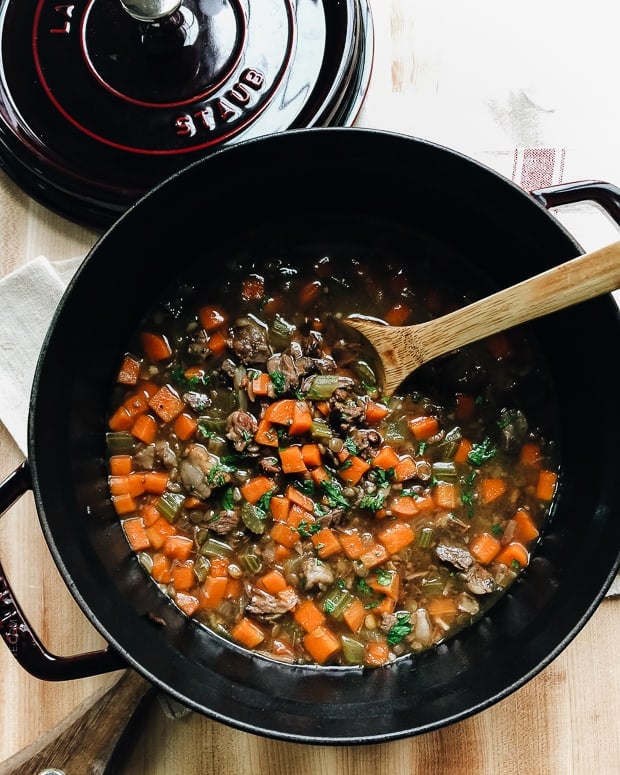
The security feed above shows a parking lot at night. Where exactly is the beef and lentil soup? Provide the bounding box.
[106,236,558,668]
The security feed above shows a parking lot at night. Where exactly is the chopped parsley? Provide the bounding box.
[320,479,350,509]
[298,520,321,538]
[467,436,496,466]
[359,491,387,512]
[387,612,413,645]
[269,370,287,396]
[220,487,235,511]
[170,367,210,391]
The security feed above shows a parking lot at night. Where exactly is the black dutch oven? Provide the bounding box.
[1,128,619,744]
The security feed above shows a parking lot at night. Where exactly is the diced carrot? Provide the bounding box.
[109,454,132,476]
[264,399,296,425]
[151,552,172,583]
[258,569,288,595]
[342,598,366,634]
[145,517,176,550]
[364,639,390,667]
[163,534,194,561]
[131,413,158,444]
[141,502,161,527]
[453,438,473,464]
[299,280,322,308]
[289,401,313,435]
[337,455,370,486]
[368,569,400,601]
[286,503,314,530]
[414,493,436,513]
[231,616,266,648]
[314,400,330,417]
[174,412,198,441]
[140,332,172,362]
[122,516,150,551]
[495,541,529,569]
[536,469,557,501]
[254,419,278,447]
[338,530,366,560]
[408,415,440,441]
[148,384,185,423]
[108,405,134,432]
[175,592,200,617]
[199,304,227,332]
[285,485,314,513]
[250,372,273,397]
[200,575,229,609]
[365,401,390,424]
[519,442,542,468]
[512,508,540,543]
[384,303,411,327]
[377,521,415,555]
[274,544,293,563]
[393,456,417,482]
[183,366,208,382]
[374,595,396,615]
[311,527,342,559]
[135,379,159,400]
[210,556,230,577]
[207,329,228,356]
[241,275,265,302]
[240,475,275,505]
[269,495,291,522]
[303,625,341,664]
[427,596,458,619]
[108,474,144,497]
[486,332,511,360]
[293,599,326,633]
[301,443,322,468]
[171,559,195,591]
[359,542,389,569]
[478,478,507,504]
[469,531,501,565]
[270,521,300,548]
[372,445,400,470]
[310,466,330,486]
[271,638,296,660]
[117,354,141,385]
[184,496,205,510]
[454,393,475,422]
[112,492,137,516]
[433,482,460,510]
[225,577,243,599]
[279,445,307,474]
[143,471,169,494]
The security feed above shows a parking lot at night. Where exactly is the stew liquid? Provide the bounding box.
[105,236,558,668]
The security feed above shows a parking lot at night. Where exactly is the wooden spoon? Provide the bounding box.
[0,670,153,775]
[346,240,620,396]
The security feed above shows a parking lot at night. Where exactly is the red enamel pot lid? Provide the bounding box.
[0,0,373,227]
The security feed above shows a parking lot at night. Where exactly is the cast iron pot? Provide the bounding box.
[1,128,619,744]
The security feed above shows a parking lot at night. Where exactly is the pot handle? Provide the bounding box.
[531,179,620,227]
[0,461,126,680]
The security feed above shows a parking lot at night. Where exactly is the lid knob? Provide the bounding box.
[119,0,183,23]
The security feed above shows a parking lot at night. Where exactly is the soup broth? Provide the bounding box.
[105,230,558,668]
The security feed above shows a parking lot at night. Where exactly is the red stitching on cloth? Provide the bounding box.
[512,148,566,191]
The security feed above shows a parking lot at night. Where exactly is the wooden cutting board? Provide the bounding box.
[1,2,619,772]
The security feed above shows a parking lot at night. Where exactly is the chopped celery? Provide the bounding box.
[241,502,266,534]
[310,418,332,440]
[270,314,296,348]
[199,537,233,558]
[156,492,186,522]
[418,526,434,548]
[305,374,339,400]
[106,431,134,455]
[341,635,365,665]
[239,551,263,574]
[323,587,353,619]
[194,555,211,583]
[432,461,457,481]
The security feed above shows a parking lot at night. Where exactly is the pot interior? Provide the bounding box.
[29,128,620,743]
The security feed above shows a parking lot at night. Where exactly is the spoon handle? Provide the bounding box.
[417,240,620,363]
[0,670,152,775]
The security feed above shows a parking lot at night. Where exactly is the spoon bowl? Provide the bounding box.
[346,240,620,395]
